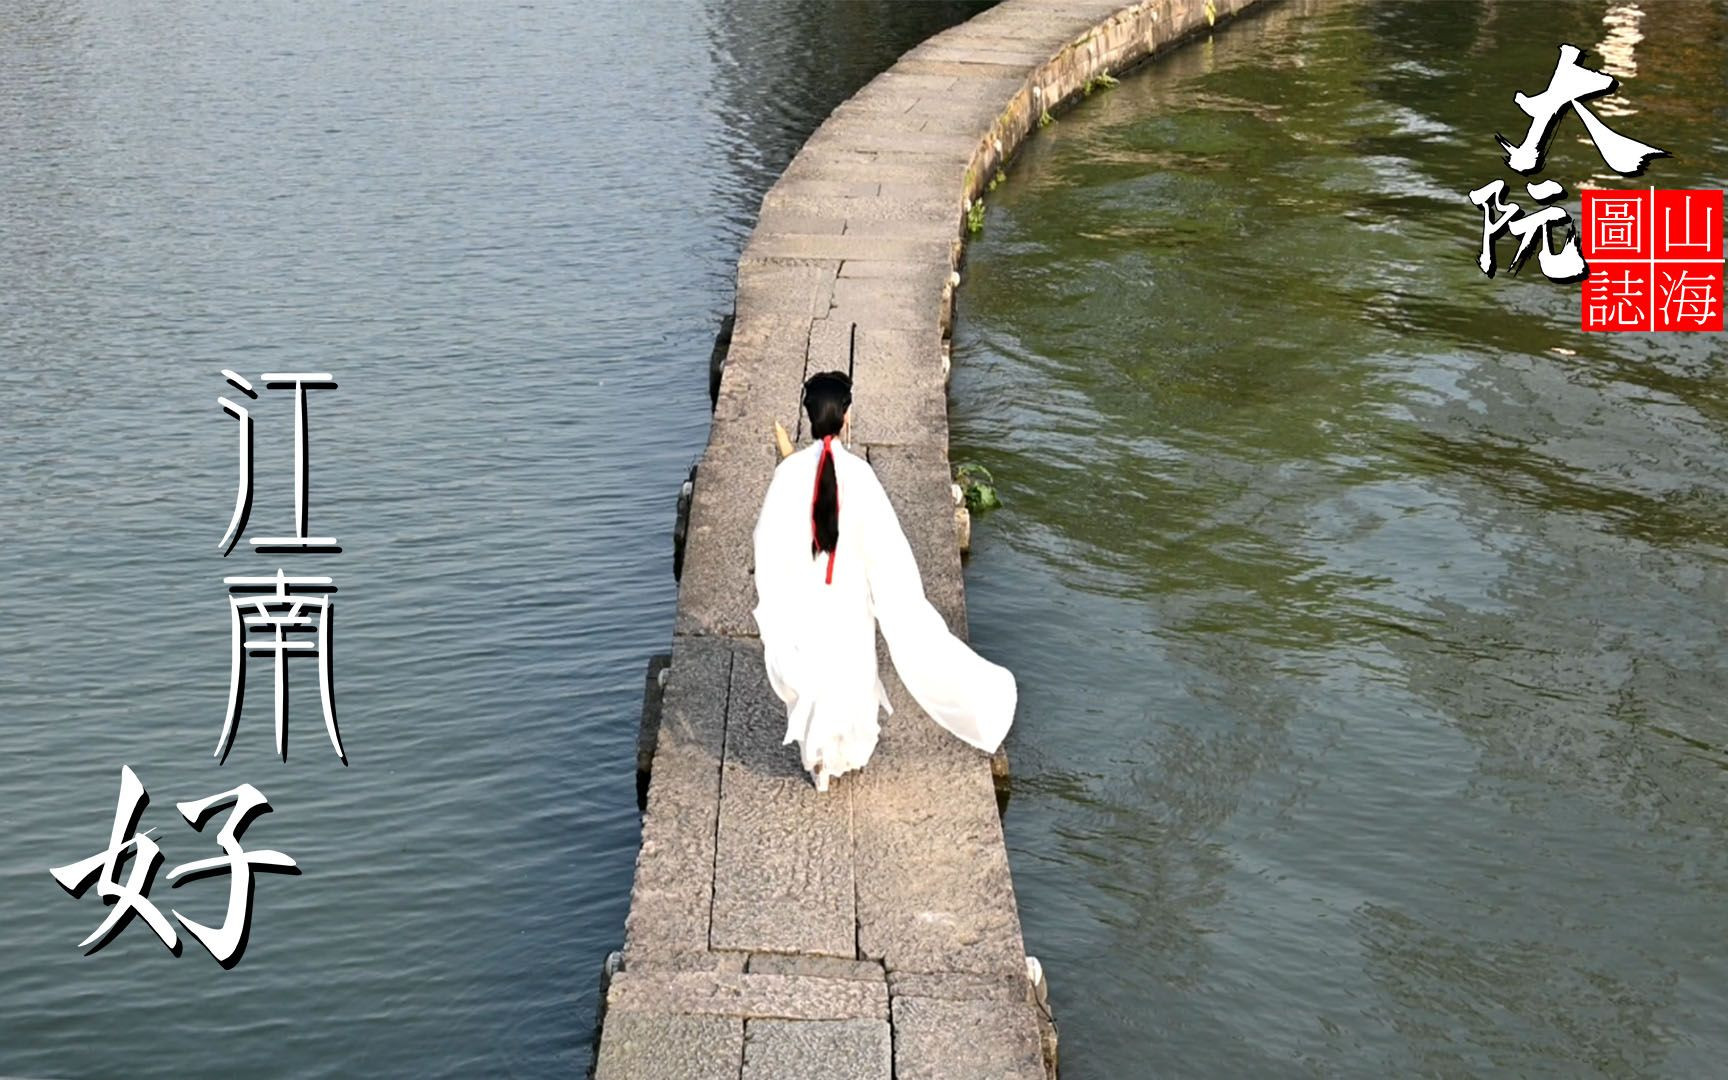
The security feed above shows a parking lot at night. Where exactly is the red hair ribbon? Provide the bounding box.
[810,435,838,584]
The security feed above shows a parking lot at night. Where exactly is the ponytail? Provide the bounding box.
[811,435,840,583]
[802,371,850,584]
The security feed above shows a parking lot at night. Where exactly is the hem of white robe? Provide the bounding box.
[784,690,892,782]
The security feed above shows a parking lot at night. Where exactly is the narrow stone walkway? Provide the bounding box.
[594,2,1261,1076]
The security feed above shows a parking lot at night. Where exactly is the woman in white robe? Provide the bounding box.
[750,370,1017,791]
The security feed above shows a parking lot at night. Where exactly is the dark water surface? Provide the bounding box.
[953,1,1727,1077]
[0,2,985,1076]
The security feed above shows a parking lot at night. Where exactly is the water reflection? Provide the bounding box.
[1596,3,1645,85]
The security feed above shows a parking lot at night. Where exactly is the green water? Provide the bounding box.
[953,2,1728,1076]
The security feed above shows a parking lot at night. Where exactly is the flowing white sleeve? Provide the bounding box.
[751,462,815,735]
[856,463,1017,754]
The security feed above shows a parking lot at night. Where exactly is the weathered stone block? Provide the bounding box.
[850,377,949,450]
[743,1019,892,1080]
[709,311,814,452]
[593,1013,742,1080]
[850,739,1028,979]
[734,257,838,322]
[847,324,947,438]
[752,208,846,236]
[675,442,782,639]
[607,971,890,1023]
[743,231,954,265]
[835,259,951,282]
[825,274,947,335]
[748,954,888,982]
[891,996,1047,1080]
[711,641,856,957]
[895,58,1033,81]
[763,193,954,226]
[888,970,1030,1003]
[621,636,734,968]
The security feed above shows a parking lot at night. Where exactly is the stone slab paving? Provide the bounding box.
[595,1013,743,1080]
[711,642,856,957]
[618,635,732,973]
[891,996,1049,1080]
[606,971,889,1022]
[596,1,1265,1076]
[743,1019,893,1080]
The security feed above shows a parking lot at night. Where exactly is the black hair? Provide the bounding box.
[803,371,851,559]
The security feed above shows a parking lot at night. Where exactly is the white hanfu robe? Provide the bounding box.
[750,438,1017,788]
